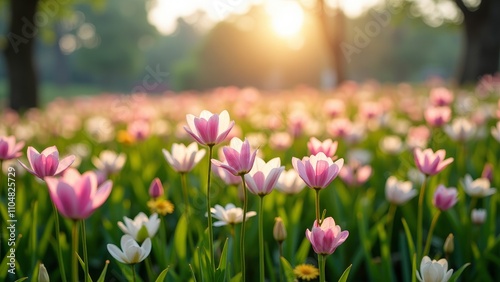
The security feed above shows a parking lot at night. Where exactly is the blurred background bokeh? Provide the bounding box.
[0,0,499,110]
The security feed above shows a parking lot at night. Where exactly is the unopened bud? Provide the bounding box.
[273,217,287,243]
[149,177,164,198]
[443,233,454,255]
[481,163,493,183]
[38,263,50,282]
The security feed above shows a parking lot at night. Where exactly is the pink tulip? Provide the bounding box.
[244,157,284,196]
[307,137,338,159]
[19,146,75,179]
[45,168,112,220]
[413,148,453,176]
[433,185,458,211]
[212,163,241,186]
[305,217,349,255]
[184,110,234,146]
[430,87,454,107]
[212,137,257,176]
[292,152,344,190]
[149,177,164,198]
[0,136,24,160]
[339,161,372,187]
[425,106,451,127]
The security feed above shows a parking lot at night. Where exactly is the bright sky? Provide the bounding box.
[148,0,382,36]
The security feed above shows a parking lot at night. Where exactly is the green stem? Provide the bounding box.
[423,210,441,258]
[468,197,478,215]
[240,175,248,282]
[416,176,428,261]
[386,203,397,248]
[207,145,215,274]
[160,217,167,267]
[180,172,194,253]
[315,189,321,225]
[72,221,79,282]
[131,264,136,282]
[319,254,326,282]
[180,172,190,216]
[145,257,154,281]
[259,195,265,282]
[81,220,89,282]
[278,242,283,282]
[52,203,68,282]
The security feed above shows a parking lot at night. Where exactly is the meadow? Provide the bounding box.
[1,80,499,282]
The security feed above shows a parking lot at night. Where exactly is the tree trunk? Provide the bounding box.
[3,0,39,111]
[456,0,500,85]
[317,0,347,86]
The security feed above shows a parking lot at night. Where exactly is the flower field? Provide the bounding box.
[1,80,500,281]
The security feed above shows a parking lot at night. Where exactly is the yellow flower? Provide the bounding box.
[147,198,174,216]
[117,130,135,144]
[294,264,319,281]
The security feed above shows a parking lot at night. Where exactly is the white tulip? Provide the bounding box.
[107,235,151,264]
[385,176,417,205]
[276,169,306,195]
[209,203,256,226]
[118,212,160,242]
[463,174,496,198]
[92,150,126,175]
[162,142,206,173]
[416,256,453,282]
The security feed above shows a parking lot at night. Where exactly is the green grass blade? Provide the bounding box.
[337,264,352,282]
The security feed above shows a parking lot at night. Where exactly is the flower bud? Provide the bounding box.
[273,217,287,243]
[149,178,164,198]
[38,263,50,282]
[443,233,454,255]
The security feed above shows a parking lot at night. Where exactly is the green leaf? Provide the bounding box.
[448,263,470,282]
[96,260,110,282]
[189,264,198,282]
[14,278,28,282]
[173,214,188,261]
[215,238,229,282]
[294,237,311,264]
[77,254,93,282]
[411,253,416,282]
[154,266,170,282]
[401,218,415,260]
[230,273,242,282]
[280,257,295,282]
[337,264,352,282]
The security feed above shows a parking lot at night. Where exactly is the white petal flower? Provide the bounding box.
[463,174,496,198]
[107,235,151,264]
[92,150,126,175]
[385,176,417,205]
[276,169,306,195]
[117,212,160,242]
[163,142,206,173]
[209,203,256,226]
[416,256,453,282]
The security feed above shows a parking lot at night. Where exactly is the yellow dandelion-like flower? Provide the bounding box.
[117,130,135,144]
[147,198,174,216]
[294,264,319,281]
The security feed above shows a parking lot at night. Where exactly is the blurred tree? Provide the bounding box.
[1,0,108,111]
[317,0,347,85]
[3,0,40,111]
[454,0,500,84]
[71,0,158,91]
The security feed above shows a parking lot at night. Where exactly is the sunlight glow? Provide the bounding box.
[267,1,304,38]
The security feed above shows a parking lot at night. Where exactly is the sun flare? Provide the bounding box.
[267,1,305,38]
